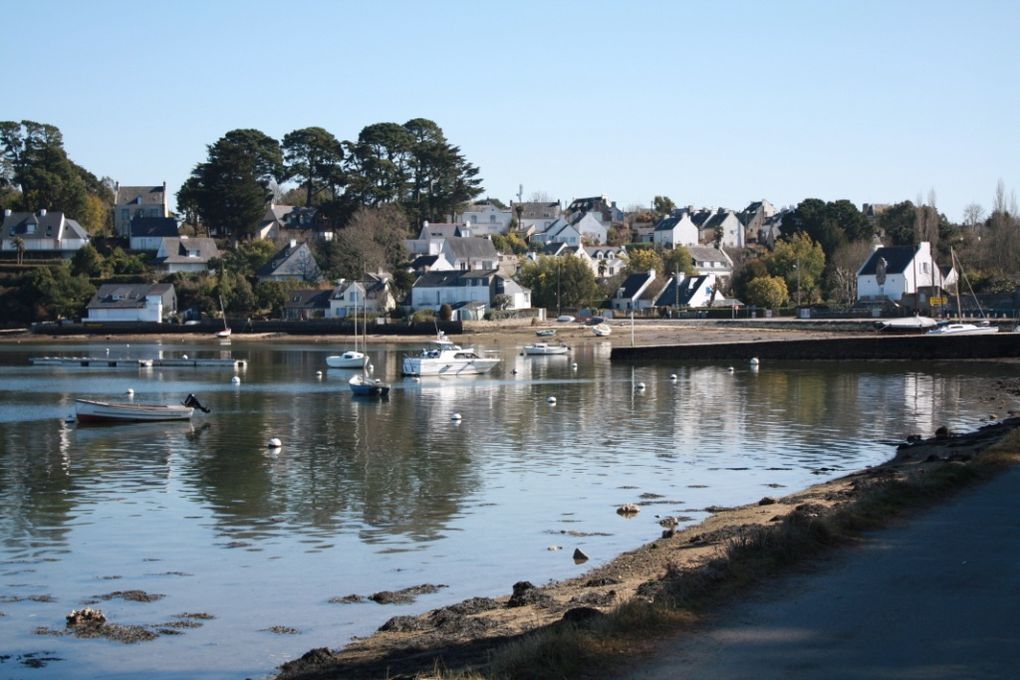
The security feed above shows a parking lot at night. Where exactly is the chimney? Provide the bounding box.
[289,239,297,249]
[39,208,47,217]
[3,209,10,218]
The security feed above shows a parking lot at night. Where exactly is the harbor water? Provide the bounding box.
[0,339,1012,679]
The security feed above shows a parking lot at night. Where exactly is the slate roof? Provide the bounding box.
[1,211,88,241]
[639,278,667,302]
[116,185,165,206]
[130,216,179,238]
[158,237,220,263]
[256,241,320,280]
[410,254,440,270]
[517,201,561,219]
[585,246,626,259]
[654,275,710,307]
[414,270,494,288]
[617,271,654,300]
[702,210,736,231]
[284,288,333,310]
[420,223,463,239]
[445,236,498,261]
[687,245,732,265]
[88,283,174,309]
[654,215,683,232]
[858,246,916,276]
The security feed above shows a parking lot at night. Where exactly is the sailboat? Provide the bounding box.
[216,296,232,338]
[927,248,998,336]
[326,282,369,368]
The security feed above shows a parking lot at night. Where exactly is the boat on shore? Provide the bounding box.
[74,394,210,424]
[926,321,999,336]
[591,323,611,337]
[349,373,390,397]
[401,332,499,377]
[876,316,939,333]
[522,342,570,356]
[535,328,557,337]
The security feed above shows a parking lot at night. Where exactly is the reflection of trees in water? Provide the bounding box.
[179,386,482,545]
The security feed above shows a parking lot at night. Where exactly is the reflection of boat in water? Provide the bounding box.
[349,373,390,397]
[522,342,569,356]
[401,332,499,377]
[75,394,210,424]
[926,321,999,336]
[591,323,611,337]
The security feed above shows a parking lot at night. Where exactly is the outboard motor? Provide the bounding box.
[183,394,211,413]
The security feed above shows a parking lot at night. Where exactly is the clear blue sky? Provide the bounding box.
[4,0,1018,222]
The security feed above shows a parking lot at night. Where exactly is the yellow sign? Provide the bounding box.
[929,296,947,305]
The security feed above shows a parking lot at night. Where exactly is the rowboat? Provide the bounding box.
[522,342,569,356]
[74,394,210,424]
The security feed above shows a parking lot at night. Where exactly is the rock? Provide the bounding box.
[560,606,604,625]
[616,503,640,515]
[278,647,339,676]
[569,590,617,607]
[935,425,951,438]
[584,576,621,588]
[378,615,427,633]
[507,581,554,608]
[906,434,922,443]
[445,597,499,615]
[925,454,943,463]
[572,548,589,562]
[66,608,106,627]
[658,516,679,528]
[369,584,446,605]
[758,496,778,505]
[661,528,676,539]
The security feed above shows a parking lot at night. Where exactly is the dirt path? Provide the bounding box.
[621,466,1020,680]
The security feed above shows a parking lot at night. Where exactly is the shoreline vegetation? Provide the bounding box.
[274,416,1020,680]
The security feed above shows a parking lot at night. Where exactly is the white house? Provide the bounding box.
[700,209,745,248]
[612,270,663,312]
[1,209,89,256]
[129,216,180,251]
[85,283,176,323]
[687,245,734,278]
[404,221,467,256]
[155,237,220,274]
[654,273,719,309]
[114,183,168,237]
[328,274,396,318]
[441,237,499,271]
[256,240,321,283]
[456,201,513,236]
[410,270,531,316]
[856,241,954,304]
[532,212,608,247]
[513,200,562,233]
[583,246,628,278]
[652,212,700,248]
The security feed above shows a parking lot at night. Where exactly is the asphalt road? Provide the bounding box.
[621,467,1020,680]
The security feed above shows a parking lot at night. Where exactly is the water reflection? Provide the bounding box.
[0,343,1015,679]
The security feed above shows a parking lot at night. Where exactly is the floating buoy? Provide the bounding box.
[750,357,760,366]
[231,376,241,385]
[126,388,134,396]
[571,362,578,369]
[670,374,677,381]
[451,413,462,421]
[267,438,282,448]
[64,414,76,423]
[182,354,188,360]
[728,366,735,372]
[636,382,646,390]
[412,376,420,383]
[547,396,557,404]
[315,370,323,378]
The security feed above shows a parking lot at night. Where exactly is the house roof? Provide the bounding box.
[655,275,710,307]
[116,185,165,206]
[639,278,667,302]
[444,236,498,262]
[858,245,916,276]
[410,254,440,270]
[702,210,736,230]
[256,241,320,280]
[516,201,561,219]
[284,288,333,309]
[130,216,179,238]
[158,237,220,263]
[420,223,462,239]
[414,270,494,289]
[584,246,626,258]
[88,283,174,309]
[1,211,88,241]
[687,245,732,266]
[334,275,391,299]
[617,271,654,299]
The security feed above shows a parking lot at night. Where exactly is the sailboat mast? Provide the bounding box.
[952,248,962,322]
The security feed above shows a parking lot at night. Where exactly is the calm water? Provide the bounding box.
[0,338,1012,679]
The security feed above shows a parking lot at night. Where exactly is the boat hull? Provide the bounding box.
[74,399,194,424]
[326,351,368,369]
[349,375,390,397]
[523,343,569,356]
[401,357,499,377]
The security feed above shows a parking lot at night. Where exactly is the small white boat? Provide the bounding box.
[74,394,210,424]
[216,296,232,338]
[877,316,938,333]
[591,323,612,337]
[535,329,557,337]
[401,332,499,377]
[926,321,999,336]
[523,342,569,356]
[216,327,232,339]
[349,373,390,397]
[326,350,368,369]
[556,315,575,323]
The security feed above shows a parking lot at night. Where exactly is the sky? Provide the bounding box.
[3,0,1019,223]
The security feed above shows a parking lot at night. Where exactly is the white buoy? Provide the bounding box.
[670,374,677,381]
[750,357,760,366]
[451,412,462,422]
[267,437,282,448]
[182,354,188,360]
[231,376,241,385]
[316,370,323,378]
[412,376,421,383]
[636,382,646,390]
[728,366,735,372]
[547,396,557,404]
[571,362,578,370]
[126,388,134,396]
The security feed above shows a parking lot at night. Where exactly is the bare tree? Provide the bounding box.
[962,203,984,229]
[830,240,874,306]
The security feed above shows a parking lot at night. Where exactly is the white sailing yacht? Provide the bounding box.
[326,282,369,368]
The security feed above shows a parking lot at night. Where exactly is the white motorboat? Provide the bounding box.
[877,316,939,333]
[926,321,999,336]
[74,394,210,424]
[591,323,612,337]
[401,332,499,377]
[522,342,569,356]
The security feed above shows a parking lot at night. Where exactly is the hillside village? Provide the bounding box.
[2,119,1018,329]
